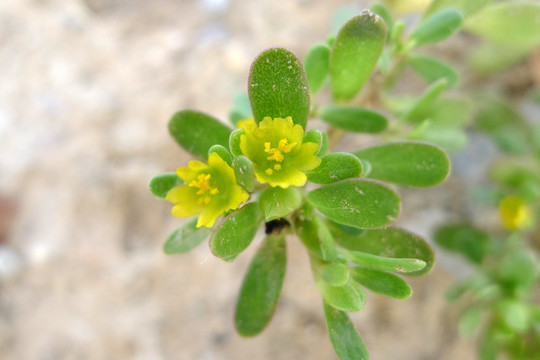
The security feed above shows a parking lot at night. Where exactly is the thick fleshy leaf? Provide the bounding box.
[248,48,310,129]
[330,11,387,101]
[402,79,448,123]
[316,276,366,312]
[169,110,232,159]
[307,152,363,184]
[296,204,337,261]
[434,223,491,264]
[370,3,394,34]
[163,218,212,254]
[209,203,262,259]
[354,141,450,187]
[208,145,232,166]
[229,129,244,156]
[408,55,459,87]
[307,179,400,229]
[229,93,252,126]
[320,105,388,133]
[303,129,325,156]
[409,9,463,47]
[425,0,492,18]
[347,251,426,274]
[304,43,330,94]
[232,155,254,192]
[323,301,369,360]
[235,233,287,337]
[320,262,350,287]
[149,173,182,199]
[336,227,435,276]
[465,2,540,51]
[259,187,302,222]
[351,268,412,299]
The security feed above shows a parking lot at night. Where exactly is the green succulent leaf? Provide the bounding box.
[307,179,400,229]
[232,155,254,192]
[208,144,232,166]
[336,227,435,276]
[498,250,537,294]
[354,141,450,187]
[459,306,483,337]
[370,3,394,35]
[307,152,363,185]
[351,268,412,299]
[229,129,244,156]
[425,0,492,18]
[229,93,253,126]
[330,11,387,101]
[409,124,468,152]
[323,301,369,360]
[235,233,287,337]
[259,186,302,222]
[347,251,426,274]
[408,55,459,87]
[164,218,212,254]
[320,262,350,287]
[320,105,388,133]
[296,204,338,261]
[149,173,183,199]
[303,128,326,157]
[316,275,366,312]
[169,110,232,159]
[402,79,448,123]
[248,47,310,129]
[209,203,262,260]
[409,9,463,47]
[304,43,330,94]
[434,224,492,264]
[465,1,540,51]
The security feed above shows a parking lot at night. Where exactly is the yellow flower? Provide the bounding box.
[240,116,321,188]
[499,196,532,231]
[166,152,249,228]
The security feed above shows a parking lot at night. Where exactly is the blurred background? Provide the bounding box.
[0,0,488,359]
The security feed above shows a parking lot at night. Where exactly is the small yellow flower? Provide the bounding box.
[499,196,532,231]
[240,116,321,188]
[166,152,249,228]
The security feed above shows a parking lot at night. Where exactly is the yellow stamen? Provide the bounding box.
[274,164,281,170]
[266,168,273,175]
[264,138,296,163]
[189,173,219,197]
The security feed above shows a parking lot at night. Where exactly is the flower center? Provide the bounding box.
[189,173,219,204]
[264,138,296,175]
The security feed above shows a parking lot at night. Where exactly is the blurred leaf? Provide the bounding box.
[316,275,366,312]
[208,144,232,165]
[497,300,530,332]
[330,11,387,101]
[351,268,412,299]
[498,250,537,295]
[465,1,540,51]
[323,301,369,360]
[425,0,492,18]
[232,155,254,192]
[149,173,182,199]
[354,141,450,187]
[347,251,427,274]
[409,9,463,47]
[430,97,471,127]
[402,79,448,123]
[468,42,528,75]
[259,186,302,222]
[248,48,310,129]
[169,110,232,159]
[409,123,468,152]
[229,93,252,126]
[370,3,394,34]
[209,203,262,259]
[408,55,459,87]
[296,204,337,261]
[304,43,330,94]
[458,306,483,337]
[307,152,363,184]
[434,223,491,264]
[320,105,388,133]
[235,233,287,337]
[164,218,212,254]
[336,227,435,276]
[307,179,400,229]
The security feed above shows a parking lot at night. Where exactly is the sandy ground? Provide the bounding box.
[0,0,477,359]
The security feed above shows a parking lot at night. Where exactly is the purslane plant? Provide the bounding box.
[149,7,455,360]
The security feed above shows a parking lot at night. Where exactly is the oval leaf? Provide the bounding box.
[209,203,262,259]
[304,43,330,94]
[229,129,244,156]
[351,268,412,299]
[330,11,387,101]
[321,262,350,287]
[337,227,435,276]
[402,79,448,123]
[295,204,337,261]
[259,186,302,222]
[409,9,463,47]
[316,277,366,312]
[149,173,182,199]
[248,48,310,129]
[164,218,212,254]
[320,105,388,133]
[232,155,254,192]
[348,251,426,274]
[169,110,232,159]
[323,301,369,360]
[434,223,491,264]
[408,55,459,87]
[307,152,363,184]
[303,129,325,156]
[307,179,400,229]
[235,233,287,337]
[208,144,232,166]
[354,141,450,187]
